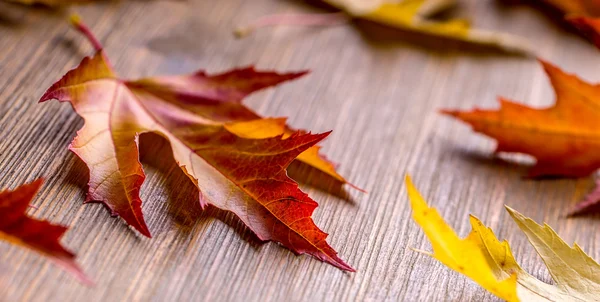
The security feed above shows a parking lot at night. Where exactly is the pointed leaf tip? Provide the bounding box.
[538,58,560,74]
[439,108,459,117]
[405,175,427,211]
[133,220,152,238]
[332,257,356,272]
[404,174,414,189]
[503,205,516,213]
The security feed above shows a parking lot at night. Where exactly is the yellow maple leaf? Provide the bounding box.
[236,0,531,54]
[406,175,600,301]
[327,0,533,54]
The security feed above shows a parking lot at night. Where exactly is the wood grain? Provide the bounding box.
[1,0,600,301]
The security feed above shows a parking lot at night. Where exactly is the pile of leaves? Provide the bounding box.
[4,0,600,301]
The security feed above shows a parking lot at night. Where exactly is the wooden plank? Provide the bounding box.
[1,0,599,301]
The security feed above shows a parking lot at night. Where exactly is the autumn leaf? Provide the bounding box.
[236,0,532,54]
[0,179,91,284]
[441,60,600,178]
[404,176,518,301]
[322,0,532,54]
[406,175,600,301]
[325,0,530,53]
[441,60,600,215]
[41,16,354,271]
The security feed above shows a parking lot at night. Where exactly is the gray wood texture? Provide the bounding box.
[1,0,600,301]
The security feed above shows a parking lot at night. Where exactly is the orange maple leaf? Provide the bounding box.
[40,16,354,271]
[0,179,91,284]
[442,60,600,215]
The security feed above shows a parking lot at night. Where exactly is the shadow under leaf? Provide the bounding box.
[287,160,355,204]
[137,133,263,246]
[452,148,600,221]
[453,148,531,177]
[352,19,530,57]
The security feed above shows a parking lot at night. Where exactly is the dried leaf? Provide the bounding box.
[325,0,533,54]
[0,179,90,284]
[406,175,600,301]
[442,60,600,215]
[41,16,353,271]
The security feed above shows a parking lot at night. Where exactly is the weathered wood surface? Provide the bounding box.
[1,1,600,301]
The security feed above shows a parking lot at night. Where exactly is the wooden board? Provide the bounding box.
[1,0,600,301]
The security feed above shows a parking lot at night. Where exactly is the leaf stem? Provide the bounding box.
[69,14,104,51]
[234,12,350,38]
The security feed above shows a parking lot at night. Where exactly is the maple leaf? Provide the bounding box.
[0,179,91,284]
[442,60,600,178]
[404,176,518,301]
[324,0,532,54]
[406,175,600,301]
[41,16,354,271]
[441,60,600,215]
[236,0,532,54]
